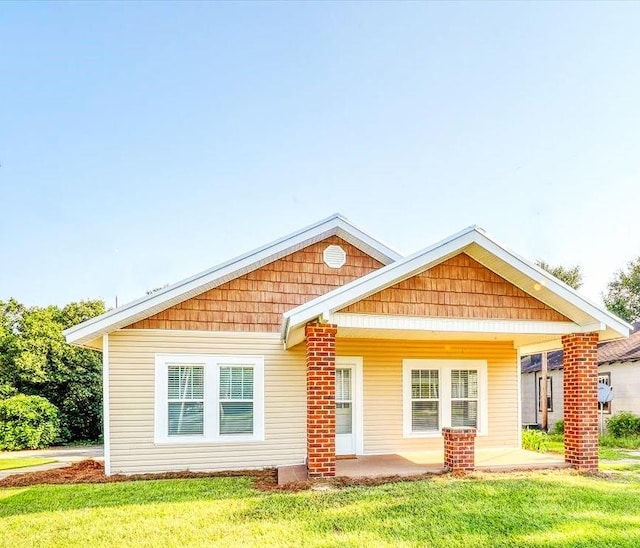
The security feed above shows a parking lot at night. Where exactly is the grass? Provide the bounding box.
[599,434,640,450]
[0,458,56,471]
[2,469,640,547]
[525,432,640,461]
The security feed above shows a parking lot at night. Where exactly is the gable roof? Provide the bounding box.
[64,214,401,348]
[282,226,632,348]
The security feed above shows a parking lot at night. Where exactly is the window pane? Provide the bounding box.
[336,402,352,434]
[451,370,477,399]
[411,370,439,399]
[168,402,204,435]
[451,400,477,427]
[220,367,253,399]
[336,369,352,401]
[168,366,204,400]
[412,401,439,432]
[220,402,253,434]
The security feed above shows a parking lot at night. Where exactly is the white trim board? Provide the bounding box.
[102,334,111,476]
[64,214,401,348]
[330,314,599,336]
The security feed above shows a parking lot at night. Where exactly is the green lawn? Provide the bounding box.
[541,434,640,461]
[0,458,56,471]
[2,468,640,547]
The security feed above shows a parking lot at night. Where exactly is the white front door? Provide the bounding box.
[335,357,363,456]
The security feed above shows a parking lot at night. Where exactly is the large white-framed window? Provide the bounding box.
[403,359,488,437]
[155,354,264,444]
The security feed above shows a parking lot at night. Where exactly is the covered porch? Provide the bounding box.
[281,227,630,480]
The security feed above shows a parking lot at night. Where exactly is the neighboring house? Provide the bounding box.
[522,323,640,431]
[521,350,564,431]
[64,214,630,477]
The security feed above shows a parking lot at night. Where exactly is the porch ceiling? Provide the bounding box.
[335,326,562,349]
[286,319,569,351]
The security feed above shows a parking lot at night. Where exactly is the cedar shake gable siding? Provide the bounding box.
[340,253,569,322]
[126,236,384,332]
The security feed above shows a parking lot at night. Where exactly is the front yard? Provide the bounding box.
[2,466,640,547]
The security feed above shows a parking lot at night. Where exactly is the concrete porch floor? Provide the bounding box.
[278,448,566,484]
[337,448,566,479]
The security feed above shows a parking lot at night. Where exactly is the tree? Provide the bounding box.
[536,260,583,290]
[0,299,105,443]
[603,257,640,323]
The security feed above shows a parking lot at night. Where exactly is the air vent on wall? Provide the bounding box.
[323,244,347,268]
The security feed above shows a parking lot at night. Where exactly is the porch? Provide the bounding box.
[278,448,566,484]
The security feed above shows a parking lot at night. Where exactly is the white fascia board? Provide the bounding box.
[472,231,632,338]
[332,216,402,263]
[65,213,401,346]
[330,313,586,336]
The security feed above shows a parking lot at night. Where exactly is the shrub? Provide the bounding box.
[0,383,18,400]
[607,411,640,438]
[552,420,564,435]
[0,394,60,450]
[522,429,549,452]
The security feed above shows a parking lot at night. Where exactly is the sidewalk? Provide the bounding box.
[0,445,103,480]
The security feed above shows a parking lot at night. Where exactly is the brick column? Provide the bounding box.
[443,427,476,473]
[306,322,337,478]
[562,333,599,471]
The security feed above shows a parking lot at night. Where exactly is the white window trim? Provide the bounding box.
[155,354,264,444]
[403,359,488,438]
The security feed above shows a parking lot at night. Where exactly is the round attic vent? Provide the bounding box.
[323,244,347,268]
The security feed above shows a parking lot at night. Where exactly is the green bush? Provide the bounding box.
[607,411,640,438]
[0,394,60,450]
[0,383,18,400]
[552,420,564,435]
[522,429,550,452]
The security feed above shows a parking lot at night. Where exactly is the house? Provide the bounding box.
[522,323,640,431]
[521,350,564,431]
[64,214,630,477]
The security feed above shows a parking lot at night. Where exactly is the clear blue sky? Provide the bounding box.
[1,1,639,308]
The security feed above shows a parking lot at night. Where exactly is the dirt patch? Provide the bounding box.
[0,460,594,492]
[0,460,277,489]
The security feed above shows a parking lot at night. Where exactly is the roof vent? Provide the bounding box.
[323,244,346,268]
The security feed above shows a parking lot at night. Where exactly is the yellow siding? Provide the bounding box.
[337,339,519,454]
[109,331,519,474]
[108,330,306,474]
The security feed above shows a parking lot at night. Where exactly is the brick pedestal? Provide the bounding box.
[306,322,337,478]
[443,427,476,473]
[562,332,599,471]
